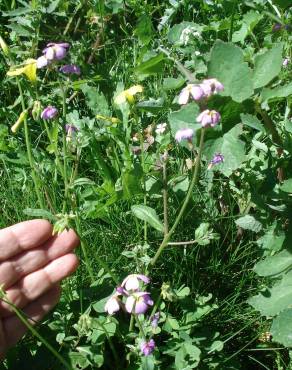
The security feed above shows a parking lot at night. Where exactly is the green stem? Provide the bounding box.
[17,80,44,208]
[158,46,196,83]
[1,296,72,370]
[150,129,205,267]
[60,82,69,213]
[135,315,146,339]
[162,159,168,235]
[97,321,119,365]
[229,0,237,42]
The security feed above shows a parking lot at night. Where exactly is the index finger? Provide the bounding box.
[0,220,53,261]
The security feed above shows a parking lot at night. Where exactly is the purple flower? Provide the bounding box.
[200,78,224,97]
[104,294,121,315]
[272,23,283,32]
[43,42,70,61]
[121,274,150,291]
[125,292,153,314]
[283,58,290,67]
[175,128,194,143]
[140,339,155,356]
[60,64,81,75]
[150,312,160,328]
[178,84,205,105]
[208,153,224,169]
[197,110,221,128]
[41,106,58,120]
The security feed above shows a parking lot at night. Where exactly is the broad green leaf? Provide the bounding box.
[131,204,164,232]
[252,43,283,89]
[168,103,201,135]
[235,215,262,232]
[279,178,292,193]
[248,271,292,316]
[23,208,56,222]
[208,41,254,102]
[271,309,292,347]
[254,250,292,277]
[273,0,291,8]
[168,21,202,44]
[240,113,265,132]
[203,124,246,177]
[136,98,164,112]
[257,222,285,252]
[163,77,185,90]
[261,82,292,103]
[232,11,262,43]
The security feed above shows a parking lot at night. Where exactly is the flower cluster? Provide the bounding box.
[175,77,223,144]
[105,274,153,315]
[178,78,224,105]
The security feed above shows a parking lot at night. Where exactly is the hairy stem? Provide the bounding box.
[150,129,205,267]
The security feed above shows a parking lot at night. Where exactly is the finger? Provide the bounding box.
[3,284,61,350]
[0,229,79,289]
[0,220,53,261]
[0,254,78,316]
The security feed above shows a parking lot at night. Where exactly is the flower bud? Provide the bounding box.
[0,36,9,56]
[11,110,28,133]
[32,100,41,121]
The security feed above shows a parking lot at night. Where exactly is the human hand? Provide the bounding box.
[0,219,79,357]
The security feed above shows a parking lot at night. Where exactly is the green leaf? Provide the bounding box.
[134,53,165,77]
[80,84,109,116]
[23,208,56,222]
[163,77,185,90]
[131,204,164,232]
[232,11,262,43]
[168,21,202,44]
[209,340,224,353]
[208,41,254,102]
[168,103,201,135]
[134,15,154,45]
[235,214,262,232]
[261,82,292,103]
[279,178,292,193]
[248,271,292,316]
[254,250,292,277]
[271,309,292,347]
[252,43,283,89]
[257,222,285,252]
[204,124,246,177]
[273,0,291,8]
[240,113,265,132]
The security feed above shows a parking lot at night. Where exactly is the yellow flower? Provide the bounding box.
[7,58,37,82]
[11,110,28,133]
[114,85,143,105]
[96,114,121,124]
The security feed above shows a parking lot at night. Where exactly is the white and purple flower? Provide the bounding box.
[125,292,154,315]
[43,42,70,61]
[175,128,194,142]
[121,274,150,291]
[178,84,205,105]
[140,339,155,356]
[208,153,224,169]
[197,109,221,128]
[200,78,224,97]
[41,106,58,120]
[104,294,121,315]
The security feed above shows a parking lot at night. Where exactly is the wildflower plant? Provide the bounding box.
[1,1,292,369]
